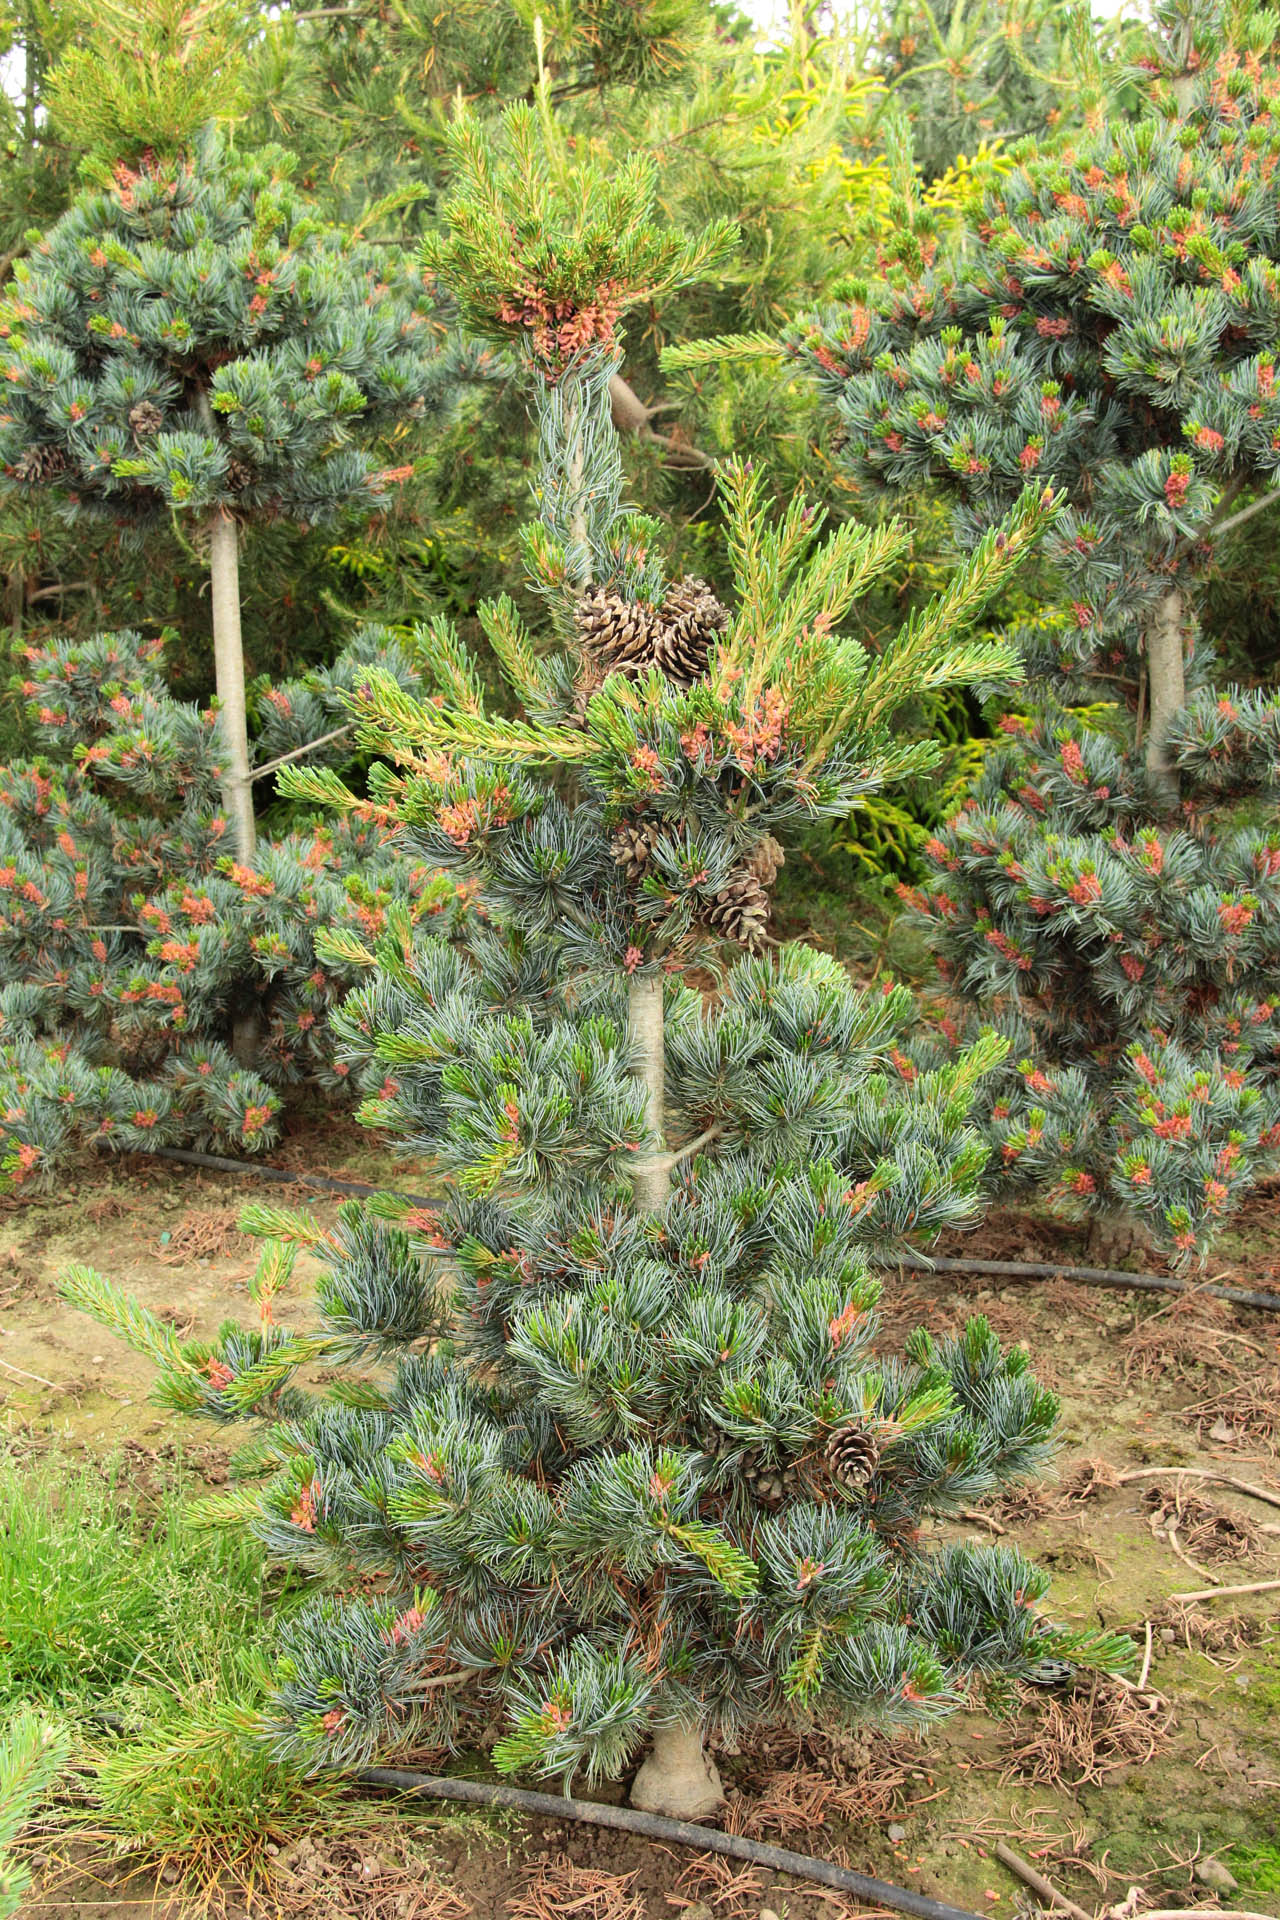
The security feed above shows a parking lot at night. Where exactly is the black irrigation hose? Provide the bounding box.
[116,1142,441,1208]
[893,1253,1280,1313]
[118,1145,1280,1312]
[357,1768,985,1920]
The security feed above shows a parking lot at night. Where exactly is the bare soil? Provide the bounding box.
[4,1136,1278,1920]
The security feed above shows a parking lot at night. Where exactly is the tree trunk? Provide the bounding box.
[1144,587,1185,809]
[626,991,721,1817]
[629,1721,723,1818]
[628,973,670,1213]
[1086,1205,1150,1269]
[207,508,256,862]
[564,370,592,587]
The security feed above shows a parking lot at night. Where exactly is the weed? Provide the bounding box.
[76,1678,344,1903]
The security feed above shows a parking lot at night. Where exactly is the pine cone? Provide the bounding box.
[612,820,663,881]
[738,1445,803,1508]
[706,866,770,951]
[574,578,728,690]
[651,577,729,690]
[574,587,655,675]
[746,833,785,890]
[128,400,165,440]
[225,457,254,493]
[824,1421,881,1490]
[12,444,68,483]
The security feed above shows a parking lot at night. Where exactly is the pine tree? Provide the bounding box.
[0,125,457,860]
[64,104,1130,1820]
[861,0,1115,182]
[0,624,462,1186]
[790,0,1280,1263]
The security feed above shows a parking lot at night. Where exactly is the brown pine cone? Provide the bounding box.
[706,867,770,951]
[745,833,785,890]
[824,1421,881,1490]
[574,587,656,675]
[12,444,68,483]
[225,456,254,492]
[612,820,663,881]
[128,400,165,440]
[651,576,729,690]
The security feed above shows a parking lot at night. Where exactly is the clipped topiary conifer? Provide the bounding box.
[0,127,459,859]
[64,102,1127,1824]
[791,0,1280,1263]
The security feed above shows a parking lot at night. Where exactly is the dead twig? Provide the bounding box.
[1165,1526,1219,1585]
[0,1353,57,1389]
[1136,1622,1153,1694]
[1168,1576,1280,1603]
[1116,1467,1280,1513]
[959,1507,1008,1535]
[993,1841,1093,1920]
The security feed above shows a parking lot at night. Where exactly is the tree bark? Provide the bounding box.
[609,372,714,472]
[1085,1204,1149,1269]
[628,973,670,1213]
[629,1721,724,1818]
[1143,586,1185,808]
[625,987,724,1819]
[207,508,256,862]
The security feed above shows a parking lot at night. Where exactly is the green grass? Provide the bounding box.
[0,1454,266,1713]
[1227,1841,1280,1895]
[0,1453,346,1899]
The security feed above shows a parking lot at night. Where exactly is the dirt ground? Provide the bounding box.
[3,1126,1278,1920]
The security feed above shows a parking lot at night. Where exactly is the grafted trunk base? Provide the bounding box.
[629,1723,723,1819]
[1086,1206,1150,1269]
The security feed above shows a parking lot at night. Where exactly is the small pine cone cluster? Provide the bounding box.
[612,820,662,881]
[225,457,254,492]
[702,1433,801,1508]
[824,1421,881,1490]
[574,578,729,691]
[128,400,165,440]
[12,443,68,483]
[706,867,770,951]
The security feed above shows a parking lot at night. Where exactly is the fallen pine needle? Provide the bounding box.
[1131,1911,1279,1919]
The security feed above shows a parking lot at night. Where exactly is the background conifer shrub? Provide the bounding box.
[791,0,1280,1261]
[0,624,462,1187]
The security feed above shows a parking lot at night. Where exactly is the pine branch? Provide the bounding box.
[238,1204,334,1249]
[659,333,788,374]
[186,1484,273,1530]
[59,1266,197,1376]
